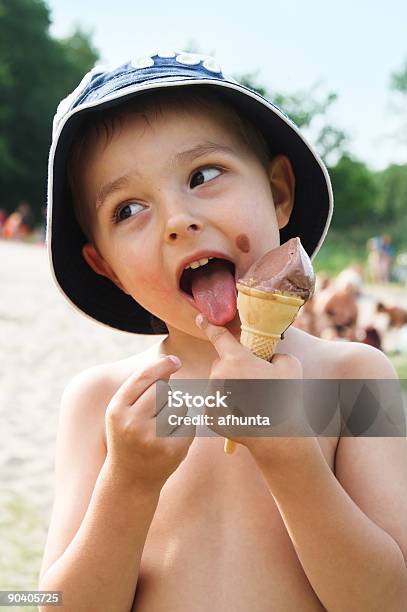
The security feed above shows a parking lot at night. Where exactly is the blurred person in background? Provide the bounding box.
[335,263,364,295]
[313,280,359,341]
[0,208,6,233]
[294,265,390,350]
[366,237,382,284]
[376,302,407,328]
[361,325,382,351]
[381,234,395,283]
[294,272,332,336]
[312,266,362,341]
[2,200,34,240]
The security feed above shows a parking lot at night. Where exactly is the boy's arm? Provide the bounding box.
[38,367,161,612]
[253,344,407,612]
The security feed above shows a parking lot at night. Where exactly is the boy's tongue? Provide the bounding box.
[190,260,237,326]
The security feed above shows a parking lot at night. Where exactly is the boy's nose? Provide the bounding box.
[164,213,203,243]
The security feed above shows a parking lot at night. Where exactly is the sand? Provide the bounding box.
[0,240,159,598]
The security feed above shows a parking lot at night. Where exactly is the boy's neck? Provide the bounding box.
[158,328,222,376]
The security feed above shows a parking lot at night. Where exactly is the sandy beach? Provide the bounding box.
[1,239,406,608]
[0,240,159,602]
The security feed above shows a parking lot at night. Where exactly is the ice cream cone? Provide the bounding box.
[224,282,304,454]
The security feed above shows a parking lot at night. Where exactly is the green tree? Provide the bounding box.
[235,70,348,165]
[0,0,98,222]
[236,70,384,228]
[374,163,407,221]
[391,57,407,95]
[328,154,379,228]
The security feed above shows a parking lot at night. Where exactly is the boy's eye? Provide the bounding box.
[190,166,222,188]
[113,202,144,223]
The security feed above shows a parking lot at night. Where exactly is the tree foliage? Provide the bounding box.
[328,155,379,229]
[237,70,337,129]
[0,0,98,221]
[237,69,407,231]
[374,163,407,221]
[391,57,407,95]
[235,70,348,164]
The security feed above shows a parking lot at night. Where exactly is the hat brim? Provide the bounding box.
[47,78,333,334]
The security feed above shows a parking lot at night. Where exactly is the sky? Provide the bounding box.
[47,0,407,171]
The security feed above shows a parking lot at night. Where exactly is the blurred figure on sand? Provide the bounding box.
[360,325,382,351]
[294,267,361,341]
[366,235,395,284]
[335,264,364,295]
[367,237,382,284]
[2,201,34,240]
[0,208,6,232]
[293,263,407,352]
[312,277,359,341]
[294,265,366,342]
[376,302,407,328]
[381,234,395,283]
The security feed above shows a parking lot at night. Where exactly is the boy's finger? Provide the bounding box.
[114,355,181,407]
[195,313,241,359]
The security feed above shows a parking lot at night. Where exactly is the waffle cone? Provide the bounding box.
[236,282,304,360]
[224,283,304,455]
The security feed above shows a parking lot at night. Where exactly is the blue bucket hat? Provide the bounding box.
[47,49,333,335]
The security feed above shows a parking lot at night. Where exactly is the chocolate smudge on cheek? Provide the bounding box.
[236,233,250,253]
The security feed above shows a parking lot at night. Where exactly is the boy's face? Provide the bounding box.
[80,101,295,336]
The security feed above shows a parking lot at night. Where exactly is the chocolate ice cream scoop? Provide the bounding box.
[237,237,315,301]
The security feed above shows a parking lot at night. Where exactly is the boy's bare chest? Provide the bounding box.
[110,338,340,610]
[131,436,335,611]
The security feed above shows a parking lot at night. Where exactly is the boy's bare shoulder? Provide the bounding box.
[332,339,397,379]
[292,328,396,379]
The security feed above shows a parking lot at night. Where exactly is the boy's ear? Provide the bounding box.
[268,155,296,229]
[81,243,128,294]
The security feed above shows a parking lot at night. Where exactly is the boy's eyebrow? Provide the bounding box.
[171,141,235,167]
[96,175,131,210]
[95,141,235,210]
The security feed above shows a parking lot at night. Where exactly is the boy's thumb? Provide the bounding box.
[166,355,182,368]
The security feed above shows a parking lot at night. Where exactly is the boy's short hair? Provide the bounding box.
[66,86,271,244]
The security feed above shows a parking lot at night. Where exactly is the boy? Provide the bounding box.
[39,51,407,611]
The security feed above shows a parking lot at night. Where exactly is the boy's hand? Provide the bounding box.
[104,355,195,491]
[195,313,302,380]
[196,314,317,464]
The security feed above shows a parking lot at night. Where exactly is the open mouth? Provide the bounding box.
[178,257,238,326]
[179,257,236,298]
